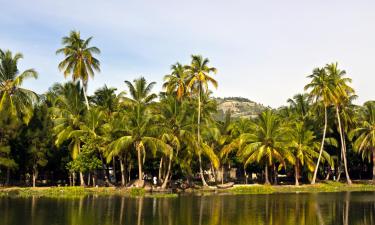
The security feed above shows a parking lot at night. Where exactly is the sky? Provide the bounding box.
[1,0,375,107]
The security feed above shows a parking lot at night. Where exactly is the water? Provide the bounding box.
[0,192,374,225]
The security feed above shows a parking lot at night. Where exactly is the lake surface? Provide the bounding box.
[0,192,374,225]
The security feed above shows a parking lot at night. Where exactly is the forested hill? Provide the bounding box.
[215,97,268,120]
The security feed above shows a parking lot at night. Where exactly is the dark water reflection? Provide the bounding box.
[0,192,374,225]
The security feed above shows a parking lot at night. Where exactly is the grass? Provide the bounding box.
[0,181,374,198]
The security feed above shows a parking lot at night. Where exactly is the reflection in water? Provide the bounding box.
[0,192,374,225]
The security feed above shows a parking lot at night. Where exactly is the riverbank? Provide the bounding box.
[0,181,374,198]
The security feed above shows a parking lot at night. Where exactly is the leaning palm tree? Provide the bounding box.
[186,55,217,186]
[326,62,354,184]
[287,122,329,185]
[0,49,38,123]
[349,101,375,181]
[163,63,189,100]
[304,67,336,184]
[56,30,100,110]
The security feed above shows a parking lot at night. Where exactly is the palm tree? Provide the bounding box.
[163,63,189,100]
[229,110,292,184]
[304,67,335,184]
[108,77,172,185]
[326,62,354,184]
[186,55,217,186]
[51,82,87,186]
[0,49,38,123]
[287,122,327,185]
[56,30,100,110]
[349,101,375,181]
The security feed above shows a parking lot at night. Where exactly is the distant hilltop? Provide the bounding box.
[215,97,268,120]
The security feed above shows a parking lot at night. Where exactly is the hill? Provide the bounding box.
[215,97,268,120]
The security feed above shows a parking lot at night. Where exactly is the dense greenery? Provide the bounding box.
[0,31,374,189]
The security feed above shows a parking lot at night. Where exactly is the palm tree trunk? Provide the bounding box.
[158,157,163,182]
[295,161,299,186]
[82,85,90,110]
[336,106,352,185]
[197,84,208,187]
[312,106,328,184]
[137,142,143,182]
[79,172,86,186]
[199,154,208,186]
[120,156,126,186]
[264,165,270,185]
[32,167,38,188]
[161,156,172,189]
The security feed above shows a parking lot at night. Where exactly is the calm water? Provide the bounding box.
[0,192,374,225]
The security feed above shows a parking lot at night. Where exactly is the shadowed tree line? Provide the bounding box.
[0,30,374,188]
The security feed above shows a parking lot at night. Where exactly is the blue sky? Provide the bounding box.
[1,0,375,107]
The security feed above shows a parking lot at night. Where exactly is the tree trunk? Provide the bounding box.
[158,157,163,182]
[137,142,143,182]
[295,161,299,186]
[197,84,208,187]
[112,156,117,184]
[198,154,208,186]
[264,165,270,185]
[372,149,375,181]
[82,85,90,110]
[72,172,76,186]
[161,156,172,189]
[221,166,224,185]
[120,156,126,186]
[79,172,86,186]
[32,167,38,188]
[87,172,91,186]
[336,106,352,185]
[312,106,328,184]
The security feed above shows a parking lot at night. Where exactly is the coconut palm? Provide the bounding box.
[287,122,328,185]
[349,101,375,181]
[0,49,38,123]
[50,82,87,186]
[235,110,292,184]
[163,63,189,100]
[186,55,217,186]
[304,67,336,184]
[56,30,100,110]
[326,62,354,184]
[108,77,172,185]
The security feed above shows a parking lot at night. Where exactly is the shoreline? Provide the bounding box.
[0,181,374,198]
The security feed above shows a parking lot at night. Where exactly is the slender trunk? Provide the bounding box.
[221,166,224,185]
[372,149,375,181]
[197,84,208,187]
[72,172,76,186]
[137,142,143,182]
[79,172,85,186]
[312,106,328,184]
[199,154,208,186]
[120,156,126,186]
[82,85,90,110]
[158,157,163,182]
[295,161,299,186]
[244,168,248,184]
[264,165,270,185]
[112,156,117,184]
[87,172,91,186]
[92,170,96,187]
[32,167,38,188]
[336,106,352,185]
[161,156,172,189]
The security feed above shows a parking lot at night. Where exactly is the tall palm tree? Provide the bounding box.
[287,122,329,185]
[56,30,100,110]
[349,101,375,181]
[51,82,87,186]
[163,63,188,100]
[108,77,172,185]
[304,67,335,184]
[0,49,38,123]
[186,55,217,186]
[326,62,354,184]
